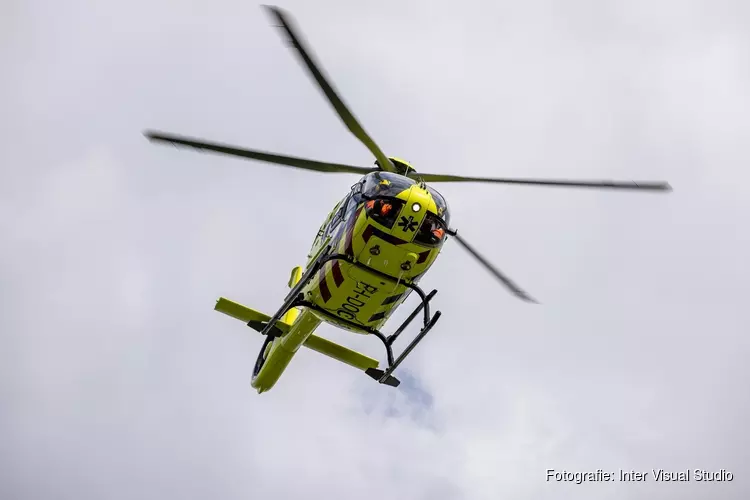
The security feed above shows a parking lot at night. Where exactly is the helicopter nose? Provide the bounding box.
[393,186,431,242]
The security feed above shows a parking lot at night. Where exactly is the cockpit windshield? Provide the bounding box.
[427,186,450,227]
[362,172,416,199]
[362,172,451,226]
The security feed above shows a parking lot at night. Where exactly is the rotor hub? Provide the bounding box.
[375,157,415,176]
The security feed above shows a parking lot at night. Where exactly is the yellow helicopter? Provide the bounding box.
[144,5,671,393]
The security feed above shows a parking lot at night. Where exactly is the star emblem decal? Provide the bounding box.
[398,215,418,232]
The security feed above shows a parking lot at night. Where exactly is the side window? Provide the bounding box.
[344,190,361,220]
[326,195,349,236]
[341,181,364,222]
[324,181,364,237]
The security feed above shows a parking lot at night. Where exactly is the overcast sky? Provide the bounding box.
[2,1,749,499]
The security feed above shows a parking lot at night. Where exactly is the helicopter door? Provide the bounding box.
[308,200,341,262]
[325,195,349,238]
[345,181,363,219]
[325,182,362,238]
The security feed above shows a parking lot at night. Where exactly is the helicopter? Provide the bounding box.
[144,5,672,393]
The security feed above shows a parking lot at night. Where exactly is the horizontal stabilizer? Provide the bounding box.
[304,334,379,372]
[215,297,290,335]
[215,296,380,373]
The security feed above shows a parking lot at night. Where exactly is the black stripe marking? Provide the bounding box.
[362,224,409,245]
[368,311,386,323]
[381,293,403,306]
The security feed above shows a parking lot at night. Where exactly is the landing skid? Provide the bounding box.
[250,247,442,387]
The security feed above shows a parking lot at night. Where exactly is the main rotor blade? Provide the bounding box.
[410,173,672,191]
[449,230,537,304]
[263,5,395,173]
[144,131,376,175]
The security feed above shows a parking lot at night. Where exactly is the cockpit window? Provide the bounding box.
[427,186,450,227]
[414,212,447,247]
[362,171,450,230]
[362,172,416,199]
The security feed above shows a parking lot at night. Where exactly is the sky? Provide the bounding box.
[1,0,749,499]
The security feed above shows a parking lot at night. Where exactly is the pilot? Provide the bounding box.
[366,198,393,216]
[417,216,445,243]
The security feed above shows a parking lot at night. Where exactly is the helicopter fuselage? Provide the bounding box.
[246,171,450,392]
